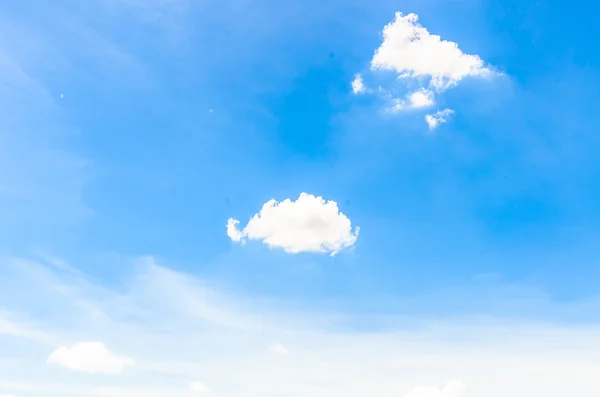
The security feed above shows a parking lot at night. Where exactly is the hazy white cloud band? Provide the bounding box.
[1,256,600,397]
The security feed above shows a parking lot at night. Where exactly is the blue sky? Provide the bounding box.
[2,0,600,396]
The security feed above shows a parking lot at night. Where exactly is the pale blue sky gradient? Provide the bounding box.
[2,0,600,396]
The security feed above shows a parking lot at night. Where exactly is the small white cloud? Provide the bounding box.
[227,193,359,256]
[408,88,435,108]
[425,108,454,130]
[269,342,289,355]
[190,381,210,393]
[387,96,406,112]
[351,73,366,94]
[47,342,134,374]
[388,88,435,111]
[226,219,244,242]
[405,380,467,397]
[0,394,16,397]
[372,12,491,90]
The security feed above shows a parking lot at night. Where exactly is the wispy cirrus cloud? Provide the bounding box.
[0,315,55,345]
[2,255,600,397]
[426,108,455,131]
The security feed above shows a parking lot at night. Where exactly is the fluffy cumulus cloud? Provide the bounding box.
[355,11,496,129]
[227,193,359,255]
[404,380,467,397]
[425,109,454,130]
[372,12,490,90]
[351,73,366,94]
[47,342,134,374]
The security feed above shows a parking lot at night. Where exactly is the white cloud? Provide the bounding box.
[226,219,244,242]
[7,256,600,397]
[388,88,435,111]
[47,342,134,374]
[405,380,467,397]
[189,382,210,393]
[408,88,435,108]
[269,342,289,355]
[227,193,359,255]
[353,11,498,127]
[0,315,54,344]
[425,109,454,130]
[0,394,16,397]
[351,73,366,94]
[371,12,491,90]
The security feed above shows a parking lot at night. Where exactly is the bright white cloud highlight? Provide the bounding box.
[408,89,435,108]
[371,12,491,90]
[388,88,435,111]
[351,73,366,94]
[269,342,289,355]
[227,193,359,255]
[226,219,244,242]
[405,380,467,397]
[47,342,134,374]
[189,382,210,393]
[425,109,454,130]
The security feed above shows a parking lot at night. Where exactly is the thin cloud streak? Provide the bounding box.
[2,255,600,396]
